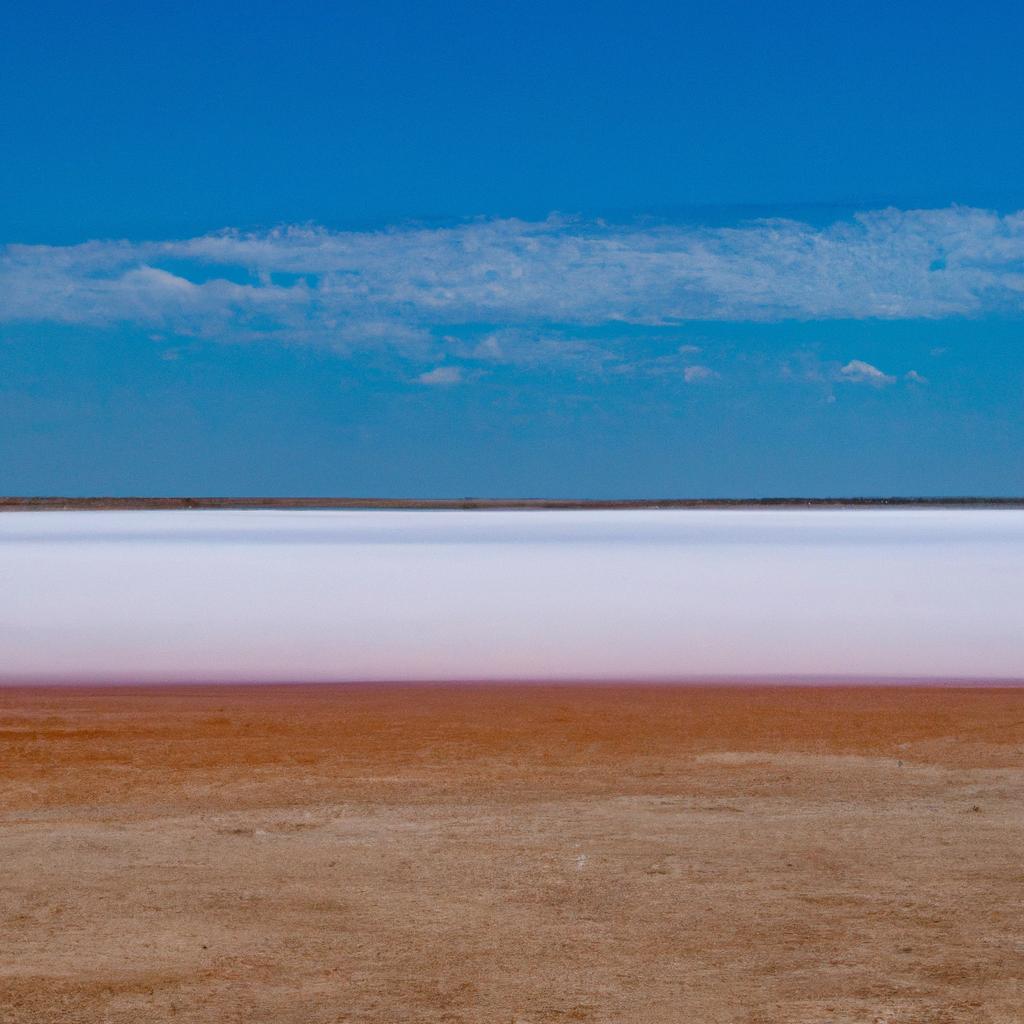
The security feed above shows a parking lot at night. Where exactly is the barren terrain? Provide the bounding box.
[1,684,1022,1023]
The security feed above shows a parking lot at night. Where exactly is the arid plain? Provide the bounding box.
[1,684,1022,1024]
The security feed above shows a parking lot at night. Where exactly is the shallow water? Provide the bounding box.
[2,509,1022,683]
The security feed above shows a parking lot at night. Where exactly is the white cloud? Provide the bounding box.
[838,360,896,386]
[417,365,463,385]
[683,364,718,383]
[905,369,928,383]
[470,333,506,361]
[457,328,620,373]
[3,207,1024,366]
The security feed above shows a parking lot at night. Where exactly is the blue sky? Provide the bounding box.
[1,0,1023,495]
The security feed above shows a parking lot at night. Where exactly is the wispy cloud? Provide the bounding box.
[417,365,463,385]
[3,206,1023,366]
[683,364,718,383]
[838,360,896,386]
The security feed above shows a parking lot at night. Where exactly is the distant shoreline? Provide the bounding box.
[3,496,1024,511]
[3,678,1023,691]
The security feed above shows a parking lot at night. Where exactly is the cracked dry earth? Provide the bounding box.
[1,684,1023,1024]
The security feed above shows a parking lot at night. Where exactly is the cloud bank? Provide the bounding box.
[2,509,1022,683]
[2,207,1024,361]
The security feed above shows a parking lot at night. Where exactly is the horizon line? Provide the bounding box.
[3,496,1024,512]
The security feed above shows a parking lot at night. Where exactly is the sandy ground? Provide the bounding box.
[1,684,1022,1024]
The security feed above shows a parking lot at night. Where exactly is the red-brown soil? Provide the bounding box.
[2,684,1022,1023]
